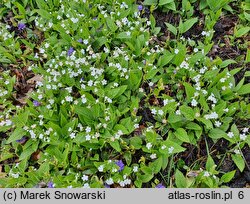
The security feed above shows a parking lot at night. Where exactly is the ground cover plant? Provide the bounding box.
[0,0,249,188]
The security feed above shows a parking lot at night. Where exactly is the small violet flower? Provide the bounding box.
[47,181,54,188]
[16,136,28,144]
[33,100,41,107]
[77,38,83,43]
[18,23,26,31]
[138,5,143,11]
[67,47,75,56]
[156,183,166,188]
[104,184,110,188]
[115,160,125,172]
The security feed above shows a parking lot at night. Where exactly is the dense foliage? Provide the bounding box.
[0,0,249,188]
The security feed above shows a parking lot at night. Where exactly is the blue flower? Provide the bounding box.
[138,5,143,11]
[33,100,40,107]
[156,183,165,188]
[16,136,28,144]
[104,184,110,188]
[47,181,54,188]
[18,23,26,31]
[115,160,125,172]
[77,38,83,43]
[67,47,74,56]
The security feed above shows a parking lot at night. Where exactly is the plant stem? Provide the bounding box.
[167,155,174,186]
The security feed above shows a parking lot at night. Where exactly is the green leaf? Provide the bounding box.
[109,140,121,152]
[13,2,26,16]
[144,0,158,5]
[139,174,154,183]
[106,85,127,99]
[179,105,195,121]
[174,128,190,143]
[127,70,142,91]
[75,106,95,125]
[35,9,51,19]
[92,37,107,50]
[158,53,174,67]
[35,0,48,9]
[220,59,237,68]
[246,49,250,63]
[124,151,132,166]
[130,137,142,150]
[19,148,35,160]
[232,154,245,172]
[209,128,227,140]
[159,0,173,6]
[141,166,153,175]
[163,2,176,11]
[6,128,26,144]
[161,140,186,154]
[186,122,202,131]
[206,155,215,172]
[237,84,250,95]
[235,27,250,38]
[175,169,187,188]
[106,18,118,32]
[151,157,162,173]
[37,162,50,177]
[221,170,236,183]
[168,113,183,124]
[116,32,132,39]
[183,82,195,101]
[165,23,177,35]
[179,18,198,34]
[199,118,213,130]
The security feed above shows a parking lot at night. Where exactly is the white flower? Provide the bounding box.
[194,48,198,53]
[85,126,91,133]
[82,175,88,181]
[69,132,76,139]
[44,43,49,48]
[85,135,91,141]
[151,108,157,115]
[149,82,154,87]
[234,149,240,154]
[168,146,174,154]
[134,124,139,129]
[214,121,222,127]
[223,108,229,113]
[161,145,166,150]
[146,143,152,150]
[243,128,249,133]
[65,96,73,102]
[227,132,234,138]
[204,171,210,177]
[174,49,179,54]
[98,165,104,172]
[176,110,181,115]
[220,78,226,83]
[163,99,169,106]
[71,18,79,23]
[106,178,114,185]
[204,112,218,120]
[222,86,227,90]
[126,31,131,36]
[240,134,247,141]
[133,166,138,172]
[150,154,157,159]
[158,110,164,116]
[191,99,198,107]
[83,183,90,188]
[207,93,217,104]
